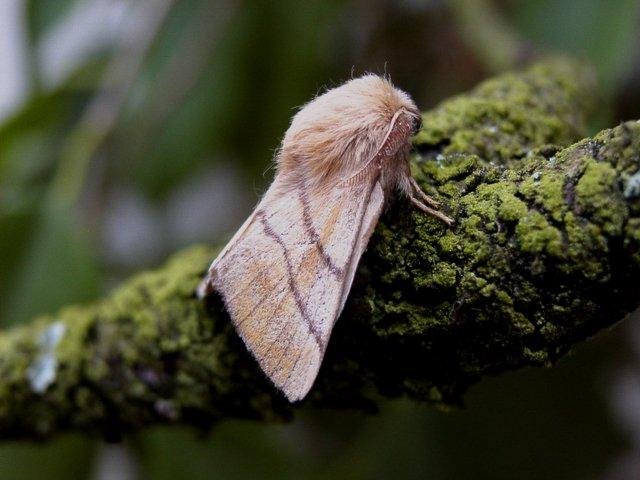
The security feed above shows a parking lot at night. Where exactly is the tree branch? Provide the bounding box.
[1,58,638,440]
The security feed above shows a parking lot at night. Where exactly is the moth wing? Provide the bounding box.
[200,177,384,401]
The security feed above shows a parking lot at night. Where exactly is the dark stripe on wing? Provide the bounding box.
[298,188,345,279]
[256,210,324,349]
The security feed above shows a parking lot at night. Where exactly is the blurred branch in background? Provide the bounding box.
[0,1,30,121]
[51,0,174,206]
[449,0,527,71]
[121,0,238,167]
[0,59,638,441]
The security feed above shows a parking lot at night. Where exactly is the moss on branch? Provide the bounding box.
[1,59,638,440]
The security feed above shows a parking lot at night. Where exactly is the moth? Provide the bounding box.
[197,75,452,401]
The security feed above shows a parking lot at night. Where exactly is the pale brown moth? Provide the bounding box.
[197,75,453,402]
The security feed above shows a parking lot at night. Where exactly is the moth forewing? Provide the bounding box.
[202,175,384,401]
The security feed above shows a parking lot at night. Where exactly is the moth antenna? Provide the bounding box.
[339,108,407,187]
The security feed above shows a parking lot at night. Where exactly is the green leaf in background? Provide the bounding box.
[0,90,77,177]
[0,210,37,308]
[26,0,80,44]
[509,0,638,92]
[114,0,245,198]
[115,0,345,199]
[0,434,95,480]
[0,86,94,326]
[0,201,100,327]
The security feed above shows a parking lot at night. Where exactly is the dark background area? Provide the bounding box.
[1,0,639,478]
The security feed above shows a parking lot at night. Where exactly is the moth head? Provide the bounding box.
[278,74,420,191]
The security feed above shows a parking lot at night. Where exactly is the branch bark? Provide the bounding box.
[2,59,639,440]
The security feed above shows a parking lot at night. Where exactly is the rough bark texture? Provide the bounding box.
[1,59,639,440]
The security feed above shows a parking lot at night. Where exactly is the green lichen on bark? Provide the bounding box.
[346,119,640,405]
[0,247,290,439]
[0,59,638,440]
[413,59,596,163]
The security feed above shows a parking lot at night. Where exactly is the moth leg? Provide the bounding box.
[410,197,454,226]
[410,177,440,208]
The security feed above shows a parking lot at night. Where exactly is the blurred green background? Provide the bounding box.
[1,0,640,478]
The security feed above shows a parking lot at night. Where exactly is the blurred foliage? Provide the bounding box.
[0,0,639,478]
[0,435,94,480]
[25,0,77,42]
[509,0,638,91]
